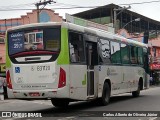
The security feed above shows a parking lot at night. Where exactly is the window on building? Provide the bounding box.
[152,47,156,57]
[0,37,5,43]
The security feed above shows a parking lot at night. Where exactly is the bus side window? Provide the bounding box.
[97,38,111,64]
[69,43,79,62]
[110,41,121,64]
[138,47,143,65]
[69,32,85,63]
[130,46,138,64]
[121,43,130,64]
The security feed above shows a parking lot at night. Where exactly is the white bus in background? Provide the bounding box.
[6,22,149,107]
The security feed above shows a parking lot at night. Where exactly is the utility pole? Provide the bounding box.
[35,0,56,23]
[113,6,131,33]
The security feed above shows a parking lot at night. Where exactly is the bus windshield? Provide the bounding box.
[8,27,61,56]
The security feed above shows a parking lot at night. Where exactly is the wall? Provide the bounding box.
[0,43,5,64]
[0,9,63,33]
[117,29,144,42]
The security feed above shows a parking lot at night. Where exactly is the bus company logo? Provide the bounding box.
[107,68,110,76]
[15,67,20,73]
[31,66,34,71]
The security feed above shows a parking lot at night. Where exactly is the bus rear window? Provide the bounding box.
[8,27,60,55]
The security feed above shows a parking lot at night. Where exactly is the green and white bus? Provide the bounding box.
[6,22,149,107]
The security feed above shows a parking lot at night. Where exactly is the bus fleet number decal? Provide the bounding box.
[37,66,50,71]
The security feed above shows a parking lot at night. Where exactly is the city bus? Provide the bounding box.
[6,22,149,107]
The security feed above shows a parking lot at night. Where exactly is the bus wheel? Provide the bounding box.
[100,82,110,106]
[51,98,69,108]
[132,83,140,97]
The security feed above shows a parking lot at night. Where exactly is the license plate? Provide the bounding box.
[29,92,40,97]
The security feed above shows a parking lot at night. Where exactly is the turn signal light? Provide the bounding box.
[6,70,13,89]
[58,67,66,88]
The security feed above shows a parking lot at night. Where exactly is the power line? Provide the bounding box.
[119,0,160,5]
[0,0,159,11]
[51,6,99,9]
[49,2,82,7]
[45,0,160,8]
[0,9,34,11]
[0,3,35,9]
[0,6,98,11]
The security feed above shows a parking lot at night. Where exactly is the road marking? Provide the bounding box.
[31,100,52,106]
[149,117,158,120]
[1,99,52,105]
[0,117,16,120]
[66,116,76,119]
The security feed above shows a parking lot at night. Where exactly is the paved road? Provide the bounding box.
[0,86,160,120]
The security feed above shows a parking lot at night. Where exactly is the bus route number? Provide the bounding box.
[37,66,50,71]
[14,43,23,49]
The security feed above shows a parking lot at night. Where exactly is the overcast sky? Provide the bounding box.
[0,0,160,21]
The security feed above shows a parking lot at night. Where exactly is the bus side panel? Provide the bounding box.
[7,89,15,98]
[57,27,69,65]
[123,66,139,92]
[69,65,87,100]
[93,66,99,98]
[97,65,123,97]
[52,65,70,98]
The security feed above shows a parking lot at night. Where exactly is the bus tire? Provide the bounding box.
[51,98,69,108]
[100,82,110,106]
[132,83,140,97]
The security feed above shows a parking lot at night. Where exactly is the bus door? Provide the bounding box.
[86,42,97,96]
[143,48,150,89]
